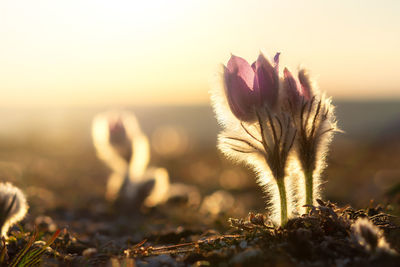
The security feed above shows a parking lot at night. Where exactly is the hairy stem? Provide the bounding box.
[305,171,313,212]
[276,178,288,226]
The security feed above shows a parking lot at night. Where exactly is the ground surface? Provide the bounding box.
[0,105,400,266]
[3,198,400,266]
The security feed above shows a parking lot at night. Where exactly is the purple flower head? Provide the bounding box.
[223,53,280,121]
[298,69,312,100]
[283,68,306,107]
[224,55,257,121]
[284,68,314,109]
[109,117,128,145]
[252,53,279,109]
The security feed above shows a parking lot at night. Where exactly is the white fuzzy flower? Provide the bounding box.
[211,53,297,226]
[283,67,338,213]
[352,218,396,255]
[0,182,28,237]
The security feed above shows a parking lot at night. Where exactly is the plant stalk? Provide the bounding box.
[305,171,313,212]
[276,178,288,226]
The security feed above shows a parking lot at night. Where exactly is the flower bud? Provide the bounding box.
[298,69,312,101]
[223,55,257,121]
[108,117,132,162]
[283,68,303,107]
[223,53,281,121]
[252,53,279,109]
[109,117,128,145]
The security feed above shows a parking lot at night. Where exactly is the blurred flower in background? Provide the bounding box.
[92,111,169,208]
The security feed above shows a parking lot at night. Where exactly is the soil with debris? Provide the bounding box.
[1,115,400,266]
[2,198,399,266]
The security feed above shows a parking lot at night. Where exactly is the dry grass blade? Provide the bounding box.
[9,228,39,267]
[127,234,243,257]
[9,228,61,267]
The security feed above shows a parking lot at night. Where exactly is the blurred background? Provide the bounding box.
[0,0,399,219]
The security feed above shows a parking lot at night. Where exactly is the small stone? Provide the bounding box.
[230,248,263,265]
[33,240,46,247]
[82,248,98,258]
[35,216,57,232]
[192,261,210,266]
[239,240,248,249]
[64,254,77,261]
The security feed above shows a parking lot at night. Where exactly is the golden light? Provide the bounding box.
[1,0,400,107]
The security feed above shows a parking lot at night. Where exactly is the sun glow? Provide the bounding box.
[1,0,400,107]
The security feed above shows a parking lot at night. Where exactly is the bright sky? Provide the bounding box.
[1,0,400,107]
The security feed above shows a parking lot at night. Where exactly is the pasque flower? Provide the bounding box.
[0,182,28,237]
[211,50,340,225]
[283,68,337,212]
[223,53,279,121]
[212,52,296,226]
[92,111,170,209]
[352,218,396,255]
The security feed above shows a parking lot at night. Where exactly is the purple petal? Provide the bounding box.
[223,66,256,121]
[284,68,303,106]
[273,52,280,72]
[109,117,128,144]
[254,53,279,109]
[227,55,255,91]
[251,61,256,71]
[298,69,312,100]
